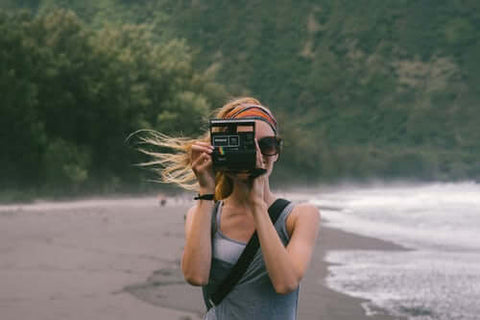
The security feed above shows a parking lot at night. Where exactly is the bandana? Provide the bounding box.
[224,105,278,135]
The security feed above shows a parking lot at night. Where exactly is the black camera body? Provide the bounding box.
[210,119,256,172]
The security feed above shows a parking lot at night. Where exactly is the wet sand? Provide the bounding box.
[0,197,406,319]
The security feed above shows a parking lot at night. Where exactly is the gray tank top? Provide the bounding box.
[202,200,299,320]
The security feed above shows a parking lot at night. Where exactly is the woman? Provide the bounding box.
[141,97,319,319]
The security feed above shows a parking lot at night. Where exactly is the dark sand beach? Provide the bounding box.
[0,197,407,320]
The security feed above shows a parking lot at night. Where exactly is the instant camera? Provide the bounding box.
[209,119,256,172]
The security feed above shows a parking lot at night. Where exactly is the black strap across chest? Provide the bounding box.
[209,198,291,307]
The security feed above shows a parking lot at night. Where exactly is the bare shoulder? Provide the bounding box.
[187,204,197,215]
[184,202,216,223]
[286,202,320,235]
[184,204,199,223]
[291,202,320,220]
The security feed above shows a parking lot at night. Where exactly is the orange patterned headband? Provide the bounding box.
[224,105,279,135]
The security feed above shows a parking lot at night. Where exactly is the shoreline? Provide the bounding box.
[299,224,409,320]
[0,198,408,319]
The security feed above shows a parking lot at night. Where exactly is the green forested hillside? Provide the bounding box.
[1,0,479,200]
[0,6,226,200]
[163,0,480,182]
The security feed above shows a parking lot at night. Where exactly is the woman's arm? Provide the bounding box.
[252,202,320,294]
[181,141,216,286]
[182,199,215,286]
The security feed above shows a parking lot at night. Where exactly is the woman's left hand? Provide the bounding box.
[236,139,268,208]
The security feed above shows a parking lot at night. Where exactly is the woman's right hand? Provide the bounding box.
[190,141,215,192]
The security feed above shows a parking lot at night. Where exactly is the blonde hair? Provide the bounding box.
[135,97,267,200]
